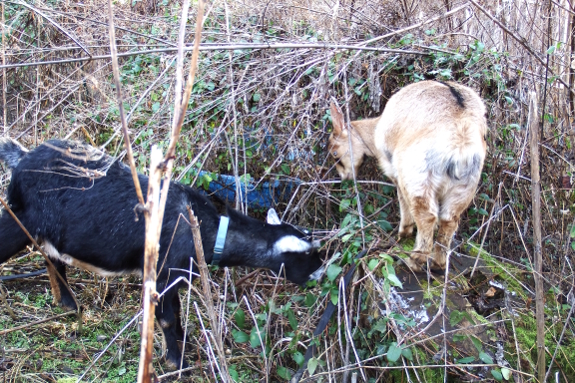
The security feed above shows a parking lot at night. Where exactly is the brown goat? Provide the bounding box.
[329,80,487,272]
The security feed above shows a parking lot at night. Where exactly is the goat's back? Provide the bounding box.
[374,81,487,189]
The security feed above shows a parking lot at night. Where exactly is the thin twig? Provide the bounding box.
[106,0,144,206]
[0,43,433,70]
[187,206,232,381]
[0,310,75,335]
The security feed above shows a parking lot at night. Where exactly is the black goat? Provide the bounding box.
[0,138,324,369]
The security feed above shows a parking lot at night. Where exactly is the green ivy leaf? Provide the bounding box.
[401,347,413,361]
[339,198,351,212]
[450,310,465,326]
[491,369,503,381]
[368,259,379,271]
[232,330,249,343]
[387,343,402,363]
[471,336,483,352]
[229,366,239,381]
[326,264,342,281]
[293,351,304,366]
[457,356,475,364]
[479,351,494,364]
[378,220,393,232]
[386,273,403,288]
[287,309,298,331]
[277,366,292,379]
[249,328,265,348]
[501,367,511,380]
[253,93,261,102]
[235,308,245,330]
[330,289,339,305]
[307,357,319,376]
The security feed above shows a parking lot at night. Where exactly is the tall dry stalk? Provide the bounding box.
[529,92,545,383]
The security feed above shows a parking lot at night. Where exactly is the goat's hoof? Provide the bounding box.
[403,252,448,274]
[164,356,189,371]
[58,297,79,312]
[402,256,425,273]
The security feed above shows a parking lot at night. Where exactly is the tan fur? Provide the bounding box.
[46,262,63,306]
[329,81,488,272]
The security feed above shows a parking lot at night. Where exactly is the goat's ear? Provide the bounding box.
[330,101,347,137]
[267,208,282,225]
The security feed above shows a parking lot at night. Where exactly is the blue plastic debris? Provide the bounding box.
[198,171,300,209]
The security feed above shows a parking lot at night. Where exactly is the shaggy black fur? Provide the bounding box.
[0,139,323,369]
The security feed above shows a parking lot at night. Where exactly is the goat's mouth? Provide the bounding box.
[308,265,326,281]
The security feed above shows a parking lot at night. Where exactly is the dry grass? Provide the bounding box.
[2,0,575,382]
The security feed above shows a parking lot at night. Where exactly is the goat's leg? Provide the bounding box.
[404,194,438,272]
[397,187,415,239]
[0,211,31,264]
[46,260,77,310]
[156,288,188,370]
[433,218,459,270]
[172,292,184,341]
[434,186,475,270]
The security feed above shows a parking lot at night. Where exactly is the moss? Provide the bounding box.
[512,311,575,379]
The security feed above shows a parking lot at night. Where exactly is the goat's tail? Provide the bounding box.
[0,138,28,169]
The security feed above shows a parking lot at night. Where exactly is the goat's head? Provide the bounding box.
[264,208,325,285]
[328,102,365,180]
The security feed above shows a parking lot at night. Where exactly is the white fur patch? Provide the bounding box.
[273,235,312,255]
[43,241,141,277]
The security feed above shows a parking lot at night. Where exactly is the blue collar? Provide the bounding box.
[212,216,229,266]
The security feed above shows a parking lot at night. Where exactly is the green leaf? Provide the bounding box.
[453,334,466,342]
[491,369,503,381]
[277,366,292,379]
[307,357,319,376]
[118,367,127,376]
[341,233,354,243]
[249,328,265,348]
[501,367,511,380]
[339,198,351,212]
[386,273,403,288]
[379,253,394,263]
[401,347,413,361]
[547,45,556,54]
[457,356,475,364]
[326,264,342,282]
[304,293,317,307]
[152,102,160,113]
[378,220,393,232]
[293,351,304,366]
[387,343,402,363]
[330,289,339,305]
[479,351,494,364]
[232,330,249,343]
[234,308,245,329]
[570,224,575,238]
[229,366,239,381]
[287,309,298,331]
[450,310,465,327]
[253,93,261,102]
[368,259,379,271]
[471,336,483,352]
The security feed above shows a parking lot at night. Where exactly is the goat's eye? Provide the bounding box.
[332,151,338,157]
